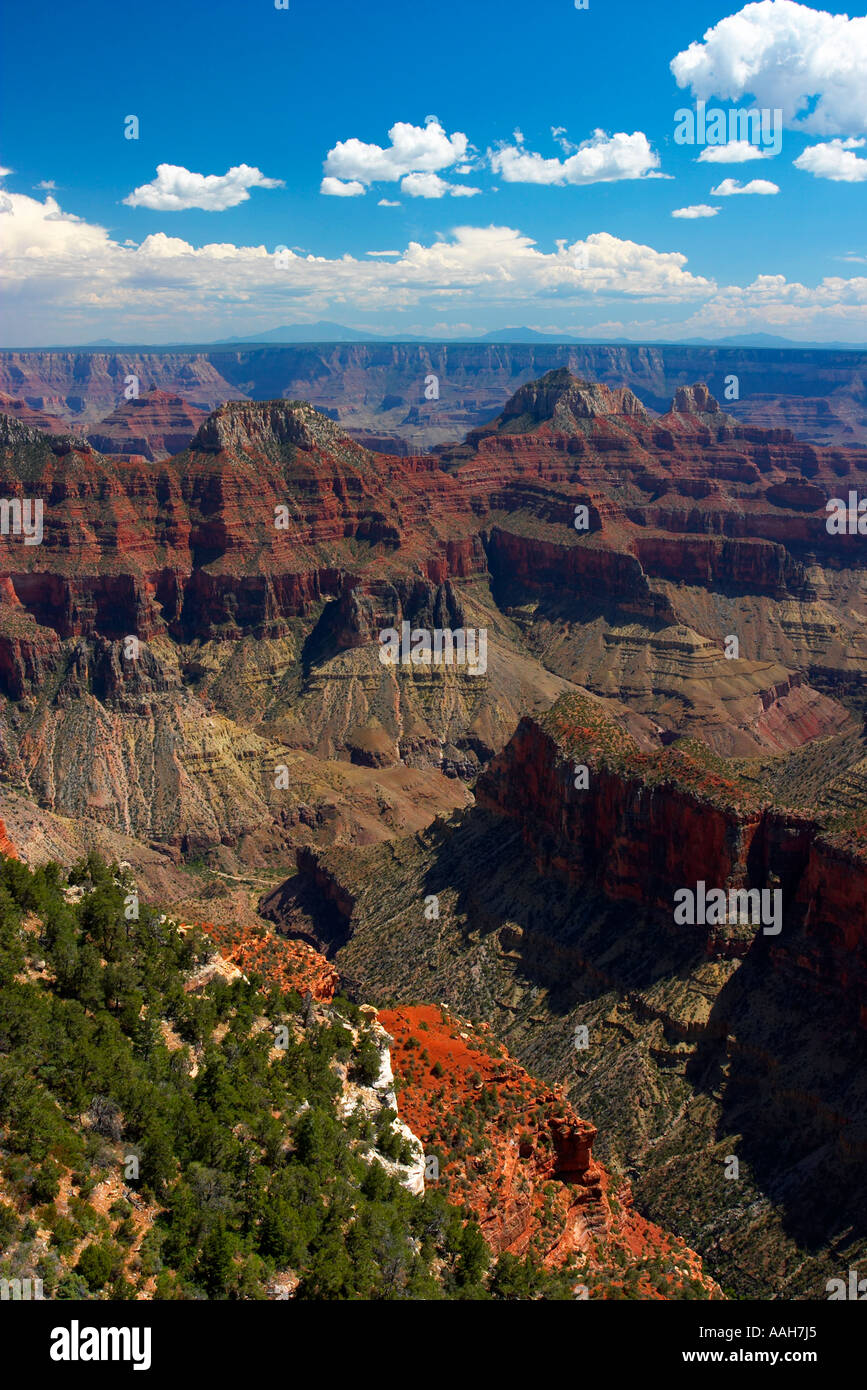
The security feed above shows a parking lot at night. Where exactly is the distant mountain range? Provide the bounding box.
[35,324,867,351]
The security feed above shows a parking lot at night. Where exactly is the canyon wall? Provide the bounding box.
[476,693,867,1021]
[2,343,864,448]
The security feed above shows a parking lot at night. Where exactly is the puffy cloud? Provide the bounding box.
[0,193,715,343]
[794,138,867,182]
[593,272,867,341]
[697,141,771,163]
[124,164,284,211]
[1,191,115,260]
[323,121,663,198]
[400,173,442,197]
[672,204,719,218]
[400,172,481,198]
[709,178,779,195]
[36,179,57,190]
[394,228,713,301]
[323,118,468,185]
[671,1,867,135]
[5,188,863,343]
[677,272,867,336]
[378,198,401,207]
[490,129,662,184]
[321,177,366,197]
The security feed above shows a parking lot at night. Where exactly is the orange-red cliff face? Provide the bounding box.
[789,833,867,1031]
[86,389,208,461]
[476,691,867,1022]
[0,818,18,859]
[478,714,761,923]
[380,1004,720,1296]
[1,375,866,659]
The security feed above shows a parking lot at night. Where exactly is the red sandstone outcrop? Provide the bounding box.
[380,1003,720,1294]
[87,390,208,461]
[192,918,340,1001]
[0,393,66,432]
[0,817,19,859]
[476,690,867,1018]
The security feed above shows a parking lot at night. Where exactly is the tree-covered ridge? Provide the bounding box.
[0,852,574,1299]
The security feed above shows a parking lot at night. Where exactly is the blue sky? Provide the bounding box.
[1,0,865,344]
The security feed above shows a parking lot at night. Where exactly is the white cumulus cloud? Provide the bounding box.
[710,178,779,195]
[672,204,720,218]
[490,129,662,184]
[323,118,468,186]
[4,187,863,344]
[697,141,772,163]
[671,0,867,135]
[0,193,717,343]
[124,163,284,211]
[794,138,867,182]
[400,172,481,198]
[677,271,867,337]
[321,177,366,197]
